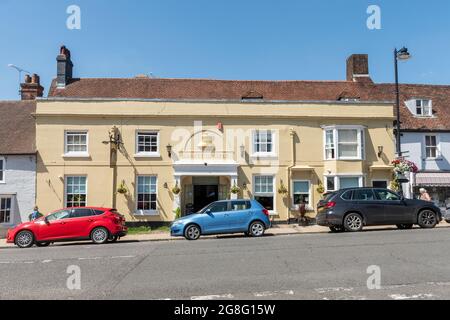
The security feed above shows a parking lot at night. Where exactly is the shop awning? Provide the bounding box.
[415,172,450,186]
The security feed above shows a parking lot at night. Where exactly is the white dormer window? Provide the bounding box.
[416,99,432,116]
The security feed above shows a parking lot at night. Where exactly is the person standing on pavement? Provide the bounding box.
[419,188,432,202]
[29,206,43,221]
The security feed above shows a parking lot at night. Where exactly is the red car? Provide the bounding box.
[6,207,128,248]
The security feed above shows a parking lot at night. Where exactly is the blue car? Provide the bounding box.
[170,200,272,240]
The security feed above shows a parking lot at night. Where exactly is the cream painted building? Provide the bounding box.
[35,47,396,223]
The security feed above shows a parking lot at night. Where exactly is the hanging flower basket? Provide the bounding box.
[277,184,288,196]
[117,180,128,194]
[391,158,418,175]
[316,182,325,195]
[230,183,241,194]
[171,184,181,195]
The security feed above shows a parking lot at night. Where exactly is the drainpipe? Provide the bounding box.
[287,128,296,224]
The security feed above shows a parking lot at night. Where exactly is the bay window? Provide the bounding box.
[325,176,363,192]
[323,126,365,160]
[292,180,310,208]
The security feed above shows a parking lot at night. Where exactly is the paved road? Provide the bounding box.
[1,228,450,300]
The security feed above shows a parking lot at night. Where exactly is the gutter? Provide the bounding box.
[287,128,296,224]
[38,97,395,106]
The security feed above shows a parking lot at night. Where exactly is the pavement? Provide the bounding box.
[2,227,450,299]
[2,222,450,248]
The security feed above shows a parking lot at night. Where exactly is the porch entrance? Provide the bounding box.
[193,185,219,212]
[183,176,230,213]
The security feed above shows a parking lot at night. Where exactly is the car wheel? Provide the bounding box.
[108,236,119,243]
[249,221,265,237]
[418,210,437,229]
[396,224,413,230]
[90,227,109,244]
[35,242,50,247]
[184,224,201,240]
[343,213,363,232]
[329,226,345,233]
[15,230,34,248]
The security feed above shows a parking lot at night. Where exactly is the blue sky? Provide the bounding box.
[1,0,450,100]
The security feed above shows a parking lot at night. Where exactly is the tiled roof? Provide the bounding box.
[0,101,36,154]
[47,78,450,131]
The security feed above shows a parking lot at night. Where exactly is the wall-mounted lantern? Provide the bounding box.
[378,146,384,158]
[166,144,173,158]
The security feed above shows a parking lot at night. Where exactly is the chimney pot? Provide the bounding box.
[20,73,44,100]
[31,74,40,84]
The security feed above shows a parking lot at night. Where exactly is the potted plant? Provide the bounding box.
[171,183,181,195]
[117,180,128,194]
[230,183,241,195]
[173,207,181,219]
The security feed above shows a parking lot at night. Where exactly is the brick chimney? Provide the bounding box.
[20,73,44,100]
[346,54,372,83]
[56,45,73,88]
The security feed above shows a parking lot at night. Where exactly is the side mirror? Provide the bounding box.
[205,209,212,215]
[44,216,49,224]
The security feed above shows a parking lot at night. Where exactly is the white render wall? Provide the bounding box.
[402,132,450,171]
[0,155,36,237]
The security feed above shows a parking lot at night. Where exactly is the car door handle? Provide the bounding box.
[60,222,66,225]
[88,219,94,222]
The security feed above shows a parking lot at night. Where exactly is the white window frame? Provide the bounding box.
[416,99,432,117]
[135,175,159,215]
[64,175,88,208]
[424,134,440,160]
[64,131,89,157]
[322,126,365,160]
[251,130,277,158]
[291,180,312,210]
[0,196,12,224]
[0,156,5,183]
[324,175,364,192]
[135,130,160,157]
[252,174,276,214]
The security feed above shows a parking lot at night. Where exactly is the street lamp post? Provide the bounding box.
[394,47,411,158]
[7,64,31,96]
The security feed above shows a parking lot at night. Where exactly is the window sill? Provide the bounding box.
[62,153,91,159]
[424,158,443,161]
[325,158,363,161]
[134,153,161,158]
[291,206,314,211]
[134,210,159,216]
[250,153,278,160]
